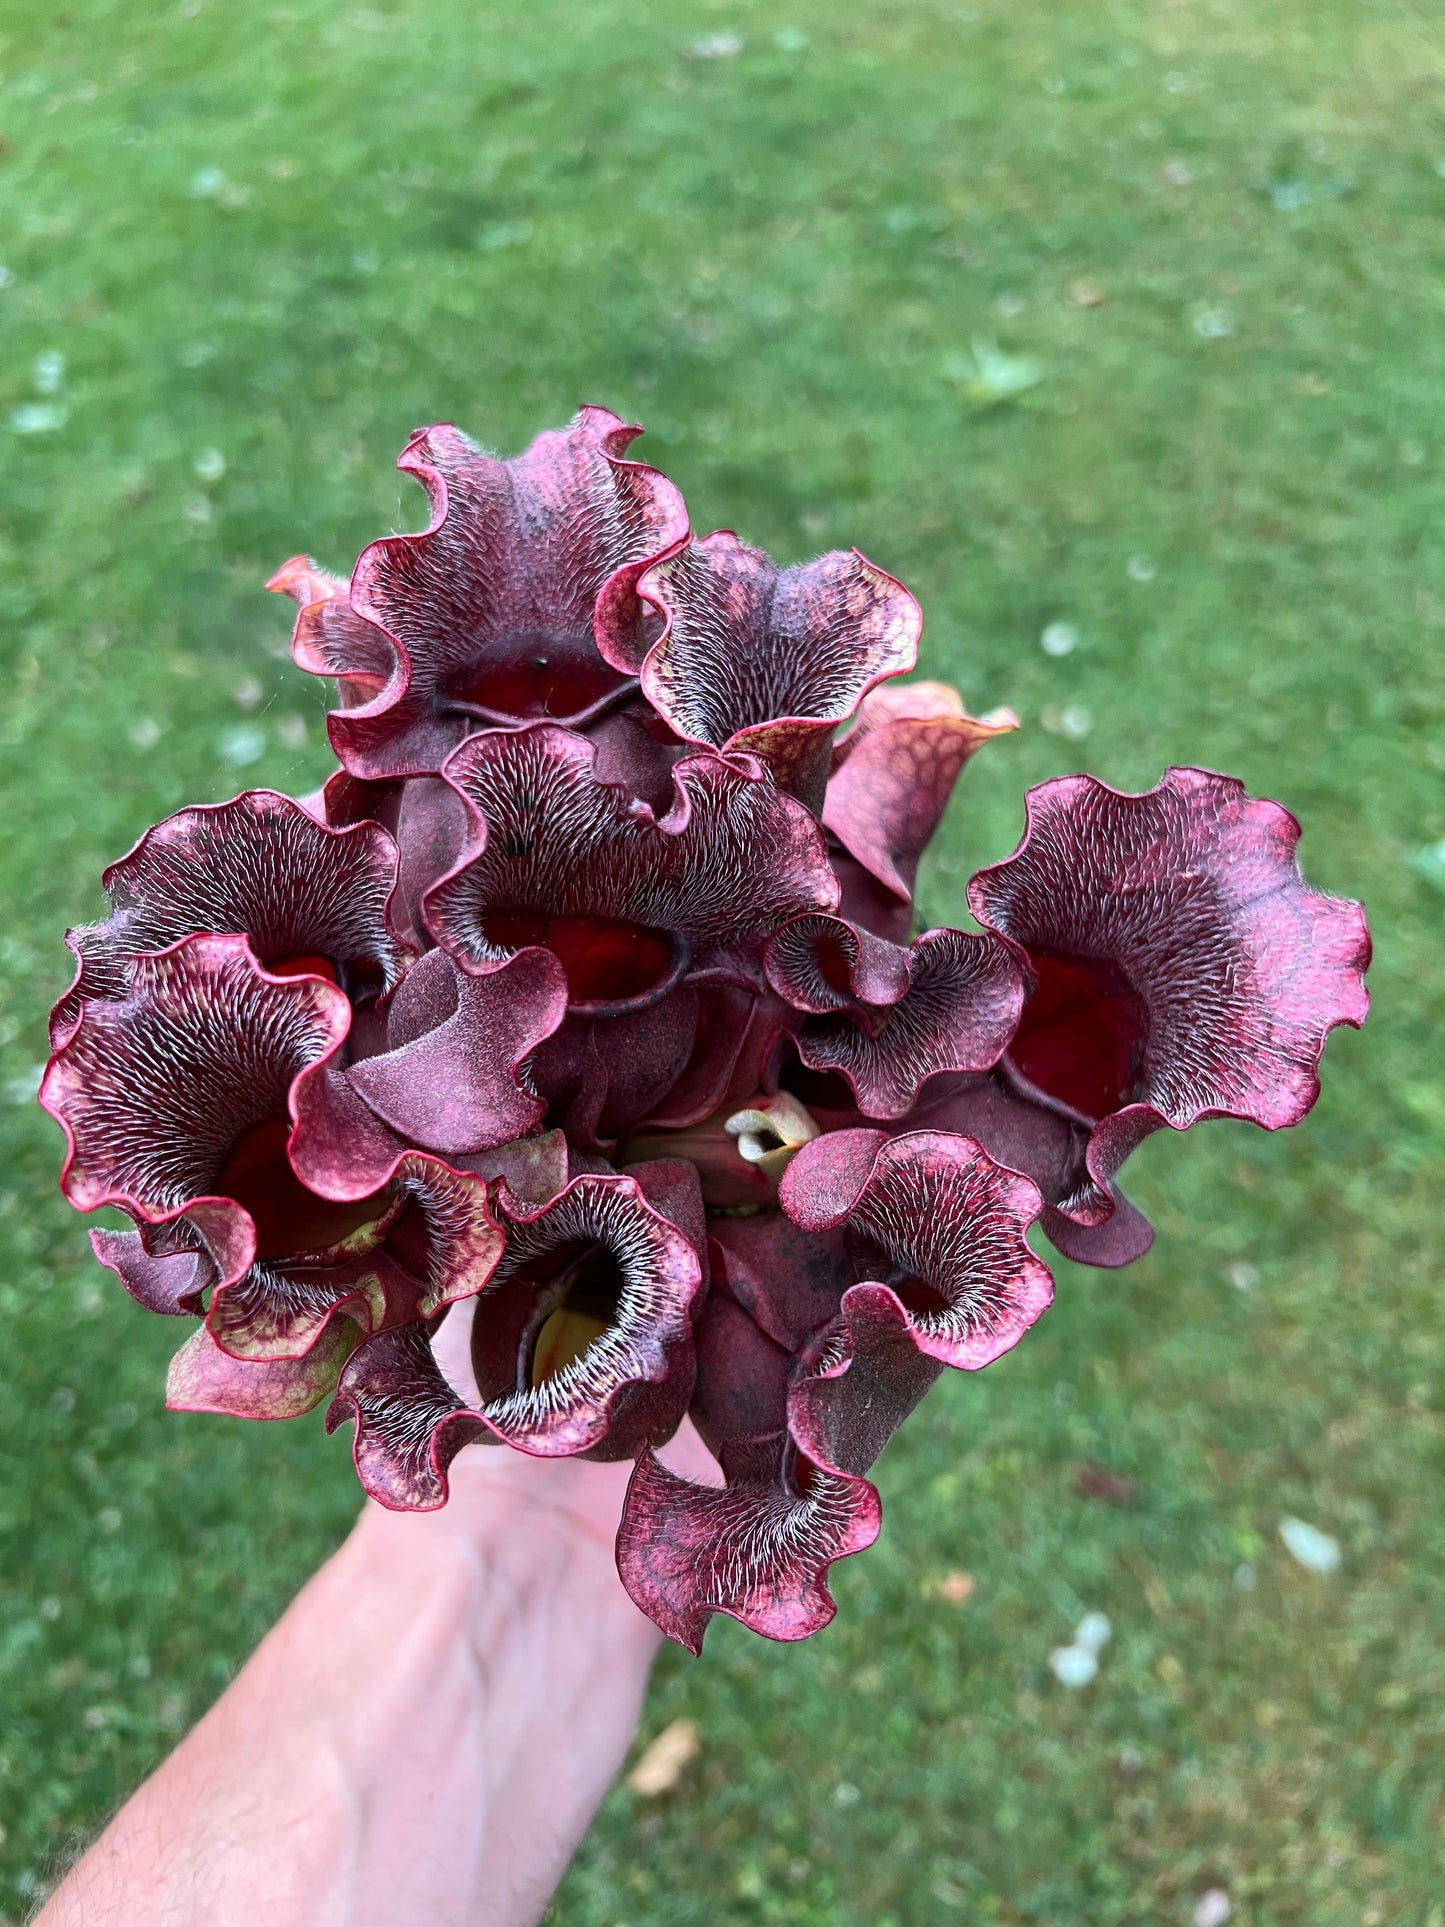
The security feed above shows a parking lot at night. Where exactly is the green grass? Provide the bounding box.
[1,0,1443,1919]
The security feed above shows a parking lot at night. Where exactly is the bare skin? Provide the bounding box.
[39,1304,712,1927]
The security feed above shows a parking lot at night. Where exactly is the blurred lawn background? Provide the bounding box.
[1,0,1442,1920]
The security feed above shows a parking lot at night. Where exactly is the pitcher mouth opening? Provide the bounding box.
[216,1115,400,1262]
[443,639,635,730]
[263,950,388,1005]
[1005,950,1148,1122]
[520,1243,627,1389]
[468,1234,631,1405]
[478,909,691,1017]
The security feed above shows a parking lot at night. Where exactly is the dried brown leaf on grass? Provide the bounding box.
[1071,1460,1139,1505]
[627,1717,701,1796]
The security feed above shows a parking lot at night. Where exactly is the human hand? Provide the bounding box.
[39,1300,718,1927]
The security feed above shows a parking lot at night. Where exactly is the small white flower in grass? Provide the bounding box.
[1041,620,1079,657]
[1162,160,1193,187]
[477,220,532,251]
[1280,1515,1340,1574]
[1225,1261,1257,1291]
[39,1596,61,1621]
[190,166,225,199]
[97,1507,123,1533]
[275,712,309,749]
[219,724,266,768]
[1192,306,1234,340]
[1270,180,1310,212]
[6,1066,45,1104]
[33,351,65,395]
[1194,1890,1231,1927]
[686,32,743,59]
[11,403,67,434]
[1040,703,1092,740]
[833,1781,860,1807]
[83,1707,109,1731]
[1049,1643,1097,1687]
[184,494,212,524]
[1127,553,1157,582]
[1074,1611,1111,1654]
[996,291,1026,317]
[945,340,1044,408]
[231,675,264,711]
[1407,838,1445,889]
[194,447,225,482]
[128,716,162,750]
[1051,1609,1109,1685]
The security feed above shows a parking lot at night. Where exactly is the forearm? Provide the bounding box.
[38,1453,660,1927]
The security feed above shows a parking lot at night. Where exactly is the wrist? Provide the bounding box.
[36,1443,661,1927]
[345,1444,659,1660]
